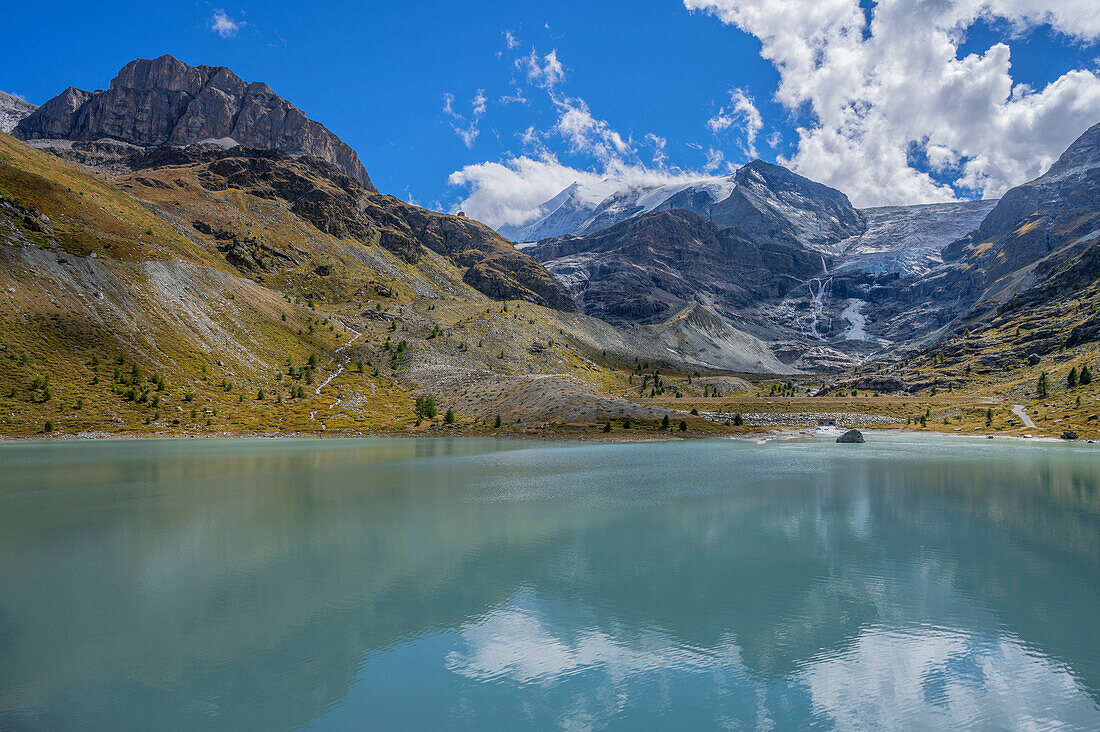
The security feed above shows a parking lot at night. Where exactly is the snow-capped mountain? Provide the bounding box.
[498,160,866,254]
[497,183,599,242]
[499,175,740,243]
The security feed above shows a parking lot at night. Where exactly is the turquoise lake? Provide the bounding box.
[1,435,1098,729]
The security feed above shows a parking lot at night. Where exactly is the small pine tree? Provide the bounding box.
[603,421,612,433]
[444,408,455,424]
[257,389,265,400]
[690,407,699,415]
[1080,364,1092,385]
[661,414,671,430]
[985,408,993,426]
[494,414,502,428]
[1068,366,1079,389]
[623,418,632,429]
[44,420,54,433]
[1037,371,1049,398]
[679,420,687,432]
[733,413,744,426]
[415,396,438,420]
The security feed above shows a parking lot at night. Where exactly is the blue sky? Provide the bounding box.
[2,1,1099,226]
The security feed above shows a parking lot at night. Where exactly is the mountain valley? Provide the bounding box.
[2,56,1099,440]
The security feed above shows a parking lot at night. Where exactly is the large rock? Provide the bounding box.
[836,429,865,443]
[13,55,374,191]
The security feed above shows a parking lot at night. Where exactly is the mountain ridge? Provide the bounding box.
[13,55,375,191]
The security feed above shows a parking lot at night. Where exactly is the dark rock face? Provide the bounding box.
[1061,430,1079,440]
[836,429,865,443]
[530,209,822,325]
[709,160,865,250]
[13,55,374,191]
[944,122,1100,293]
[193,150,573,310]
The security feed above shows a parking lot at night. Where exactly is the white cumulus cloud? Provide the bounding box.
[448,154,705,229]
[685,0,1100,206]
[209,9,240,38]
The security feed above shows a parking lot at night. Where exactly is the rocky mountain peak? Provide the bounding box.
[13,54,374,191]
[0,90,37,133]
[1039,120,1100,182]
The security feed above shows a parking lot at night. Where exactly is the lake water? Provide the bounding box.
[1,435,1099,730]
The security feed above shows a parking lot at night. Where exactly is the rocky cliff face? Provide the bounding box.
[531,209,821,324]
[160,147,574,310]
[0,90,37,133]
[13,55,374,191]
[945,121,1100,291]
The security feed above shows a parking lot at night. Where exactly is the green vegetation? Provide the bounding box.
[414,396,437,420]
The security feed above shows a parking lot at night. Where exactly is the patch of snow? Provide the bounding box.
[841,298,867,341]
[196,137,240,149]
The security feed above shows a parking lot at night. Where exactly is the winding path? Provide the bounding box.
[308,330,361,426]
[315,332,361,395]
[1012,404,1036,429]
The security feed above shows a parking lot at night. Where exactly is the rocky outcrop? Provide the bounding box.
[192,149,574,310]
[13,55,374,191]
[0,90,37,133]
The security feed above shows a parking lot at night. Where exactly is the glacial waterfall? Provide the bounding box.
[808,278,831,340]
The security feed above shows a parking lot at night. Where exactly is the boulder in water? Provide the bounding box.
[837,429,865,443]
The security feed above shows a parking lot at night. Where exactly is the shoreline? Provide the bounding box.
[0,425,1091,445]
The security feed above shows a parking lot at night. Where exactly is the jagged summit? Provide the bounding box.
[0,90,36,133]
[13,55,374,191]
[500,159,865,252]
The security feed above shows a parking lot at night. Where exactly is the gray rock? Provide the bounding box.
[0,90,38,133]
[13,55,374,191]
[1028,353,1041,365]
[1061,430,1079,440]
[836,428,865,443]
